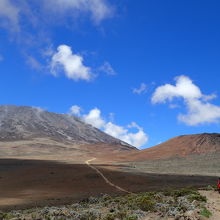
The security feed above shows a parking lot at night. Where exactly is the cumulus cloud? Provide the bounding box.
[152,75,220,126]
[83,108,106,129]
[81,107,148,148]
[133,83,148,95]
[103,121,148,148]
[70,105,82,116]
[0,0,20,31]
[99,62,116,75]
[152,76,202,103]
[50,45,92,81]
[178,99,220,126]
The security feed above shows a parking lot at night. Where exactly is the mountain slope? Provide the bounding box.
[112,133,220,176]
[125,133,220,161]
[0,105,136,158]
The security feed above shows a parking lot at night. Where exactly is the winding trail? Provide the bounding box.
[85,158,132,194]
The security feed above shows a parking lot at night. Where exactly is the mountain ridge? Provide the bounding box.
[0,105,136,151]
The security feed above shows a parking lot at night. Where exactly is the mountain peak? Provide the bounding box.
[0,105,136,151]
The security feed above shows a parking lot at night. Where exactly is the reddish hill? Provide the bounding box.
[117,133,220,162]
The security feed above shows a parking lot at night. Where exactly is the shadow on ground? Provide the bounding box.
[0,159,217,211]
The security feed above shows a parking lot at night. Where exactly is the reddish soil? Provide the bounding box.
[0,159,217,211]
[112,133,220,162]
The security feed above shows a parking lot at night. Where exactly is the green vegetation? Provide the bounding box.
[188,193,207,202]
[203,185,218,191]
[0,213,15,220]
[164,188,197,197]
[199,207,212,218]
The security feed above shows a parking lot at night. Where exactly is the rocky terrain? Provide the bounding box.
[0,105,136,161]
[0,105,134,148]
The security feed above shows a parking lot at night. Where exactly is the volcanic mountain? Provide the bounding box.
[122,133,220,161]
[115,133,220,176]
[0,105,136,161]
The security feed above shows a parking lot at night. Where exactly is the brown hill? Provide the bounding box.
[111,133,220,162]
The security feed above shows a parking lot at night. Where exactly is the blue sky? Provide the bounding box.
[1,0,220,149]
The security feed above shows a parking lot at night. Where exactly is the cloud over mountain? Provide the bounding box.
[70,106,148,148]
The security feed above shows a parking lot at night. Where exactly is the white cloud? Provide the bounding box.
[81,107,148,148]
[50,45,92,81]
[133,83,148,95]
[104,122,148,148]
[202,93,217,101]
[152,76,202,103]
[0,0,113,32]
[70,105,82,116]
[178,99,220,126]
[0,0,20,31]
[46,0,114,24]
[99,62,116,75]
[152,75,220,126]
[83,108,105,129]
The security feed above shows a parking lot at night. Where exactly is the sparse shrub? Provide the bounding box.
[102,213,115,220]
[45,215,52,220]
[136,196,155,212]
[188,194,207,202]
[200,207,212,218]
[103,194,112,201]
[2,188,211,220]
[172,188,197,197]
[0,212,14,220]
[125,214,138,220]
[204,185,218,191]
[0,212,7,220]
[102,209,132,220]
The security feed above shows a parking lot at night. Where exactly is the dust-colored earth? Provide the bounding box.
[0,158,217,211]
[86,158,131,193]
[200,190,220,220]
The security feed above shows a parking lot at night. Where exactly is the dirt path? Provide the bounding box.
[85,158,131,194]
[199,190,220,220]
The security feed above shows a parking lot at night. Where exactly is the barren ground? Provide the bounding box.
[200,190,220,220]
[0,158,217,211]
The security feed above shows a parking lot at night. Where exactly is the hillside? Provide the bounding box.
[0,105,136,161]
[113,133,220,176]
[119,133,220,161]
